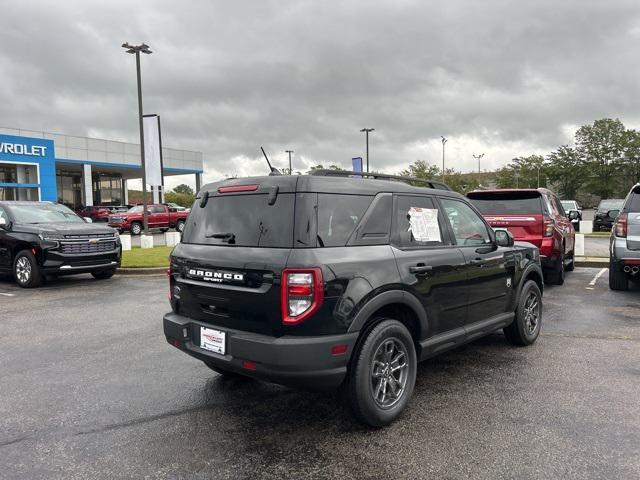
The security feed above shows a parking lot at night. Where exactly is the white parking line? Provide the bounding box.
[0,292,15,297]
[586,268,607,290]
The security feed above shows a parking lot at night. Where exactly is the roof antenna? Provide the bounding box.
[261,147,281,176]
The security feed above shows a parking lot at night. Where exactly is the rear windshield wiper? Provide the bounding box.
[206,232,236,243]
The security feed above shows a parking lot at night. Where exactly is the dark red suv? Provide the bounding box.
[467,188,575,285]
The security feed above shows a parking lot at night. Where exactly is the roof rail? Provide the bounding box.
[309,169,451,191]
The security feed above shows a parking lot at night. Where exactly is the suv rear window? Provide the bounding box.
[181,194,294,247]
[628,190,640,212]
[468,192,543,215]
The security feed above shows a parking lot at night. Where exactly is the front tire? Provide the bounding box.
[609,259,628,291]
[91,269,115,280]
[347,319,417,427]
[504,280,542,346]
[566,250,575,272]
[13,250,43,288]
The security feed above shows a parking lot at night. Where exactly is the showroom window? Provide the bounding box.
[92,173,122,206]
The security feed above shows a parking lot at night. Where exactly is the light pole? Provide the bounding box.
[122,42,152,234]
[360,128,374,172]
[473,153,485,174]
[285,150,294,175]
[441,136,447,182]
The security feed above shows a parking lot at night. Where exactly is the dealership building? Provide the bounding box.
[0,127,204,209]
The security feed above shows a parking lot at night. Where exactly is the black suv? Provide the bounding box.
[164,171,544,426]
[0,201,121,287]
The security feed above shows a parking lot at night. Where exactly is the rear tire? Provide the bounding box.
[91,269,115,280]
[13,250,43,288]
[566,250,575,272]
[347,319,417,427]
[176,220,185,233]
[504,280,542,346]
[545,252,565,285]
[130,222,142,235]
[609,259,628,291]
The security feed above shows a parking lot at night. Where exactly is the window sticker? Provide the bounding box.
[408,207,441,242]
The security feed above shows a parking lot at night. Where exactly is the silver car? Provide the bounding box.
[609,183,640,290]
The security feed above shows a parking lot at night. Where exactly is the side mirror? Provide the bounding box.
[495,229,514,247]
[607,209,620,219]
[84,217,93,223]
[569,211,579,220]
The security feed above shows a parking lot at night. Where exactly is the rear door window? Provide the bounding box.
[181,193,295,247]
[392,195,449,248]
[468,193,543,215]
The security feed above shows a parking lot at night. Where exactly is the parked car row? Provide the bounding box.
[108,204,190,235]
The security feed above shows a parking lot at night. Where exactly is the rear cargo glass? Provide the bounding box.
[628,191,640,212]
[181,193,294,247]
[468,192,543,215]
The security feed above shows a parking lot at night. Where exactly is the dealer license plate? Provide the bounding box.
[200,327,226,355]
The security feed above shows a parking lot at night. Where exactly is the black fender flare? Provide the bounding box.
[513,262,544,309]
[347,289,428,337]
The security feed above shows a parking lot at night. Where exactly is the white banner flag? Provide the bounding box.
[143,114,163,186]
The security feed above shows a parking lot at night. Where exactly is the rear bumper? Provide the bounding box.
[593,217,613,230]
[163,312,359,390]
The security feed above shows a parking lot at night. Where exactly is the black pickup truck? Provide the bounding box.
[0,201,121,287]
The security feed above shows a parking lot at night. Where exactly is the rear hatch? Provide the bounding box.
[171,176,298,336]
[467,190,544,247]
[625,188,640,250]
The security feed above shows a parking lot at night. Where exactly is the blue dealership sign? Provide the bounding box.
[0,134,56,201]
[352,157,363,174]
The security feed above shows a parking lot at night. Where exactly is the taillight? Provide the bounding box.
[543,215,554,237]
[615,212,628,237]
[281,268,324,325]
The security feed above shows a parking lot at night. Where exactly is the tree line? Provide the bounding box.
[401,118,640,202]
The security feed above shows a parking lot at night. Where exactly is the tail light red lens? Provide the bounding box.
[281,268,324,325]
[218,184,259,194]
[615,212,628,237]
[543,215,554,237]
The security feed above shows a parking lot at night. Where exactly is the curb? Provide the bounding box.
[116,267,168,275]
[575,257,609,268]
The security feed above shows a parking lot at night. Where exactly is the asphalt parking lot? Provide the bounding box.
[1,268,639,479]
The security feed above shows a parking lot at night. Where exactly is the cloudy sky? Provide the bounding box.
[2,0,640,188]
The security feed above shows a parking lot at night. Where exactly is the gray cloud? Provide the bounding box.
[2,0,640,186]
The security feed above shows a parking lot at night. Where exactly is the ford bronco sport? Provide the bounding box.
[164,171,544,426]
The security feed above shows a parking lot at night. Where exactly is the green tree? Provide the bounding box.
[546,145,585,199]
[443,169,481,195]
[495,155,547,189]
[399,160,441,179]
[621,129,640,187]
[173,184,194,196]
[575,118,626,198]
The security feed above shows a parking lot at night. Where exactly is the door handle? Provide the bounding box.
[470,258,486,267]
[409,265,433,274]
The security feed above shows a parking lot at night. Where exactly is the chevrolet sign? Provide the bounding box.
[0,142,47,156]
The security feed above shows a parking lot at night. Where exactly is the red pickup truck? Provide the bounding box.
[108,204,189,235]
